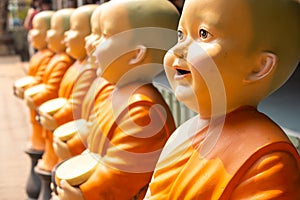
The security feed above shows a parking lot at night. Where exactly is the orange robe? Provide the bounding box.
[19,48,54,151]
[148,106,300,199]
[53,60,97,126]
[26,51,71,151]
[29,52,74,169]
[31,52,74,106]
[41,61,97,171]
[67,77,111,156]
[26,48,54,86]
[80,83,176,200]
[13,48,54,95]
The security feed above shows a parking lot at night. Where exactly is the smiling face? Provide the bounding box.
[164,0,259,118]
[92,2,133,83]
[84,5,104,67]
[47,14,65,52]
[30,11,53,50]
[92,0,179,84]
[46,9,74,53]
[64,5,96,60]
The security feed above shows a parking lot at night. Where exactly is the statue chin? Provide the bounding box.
[174,84,199,113]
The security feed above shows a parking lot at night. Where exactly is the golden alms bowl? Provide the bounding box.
[38,97,67,115]
[54,119,87,142]
[55,153,99,186]
[24,84,46,97]
[14,76,35,88]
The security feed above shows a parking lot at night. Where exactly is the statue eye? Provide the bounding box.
[199,29,210,40]
[177,30,184,41]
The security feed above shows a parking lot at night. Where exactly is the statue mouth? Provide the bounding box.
[176,68,191,76]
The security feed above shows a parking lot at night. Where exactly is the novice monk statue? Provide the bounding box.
[24,8,75,171]
[13,11,55,151]
[54,0,179,199]
[52,4,107,160]
[37,4,98,169]
[146,0,300,199]
[39,4,98,132]
[13,11,55,100]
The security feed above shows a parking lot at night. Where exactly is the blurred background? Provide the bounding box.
[0,0,109,61]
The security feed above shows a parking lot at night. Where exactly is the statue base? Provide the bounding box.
[34,166,52,200]
[25,148,44,200]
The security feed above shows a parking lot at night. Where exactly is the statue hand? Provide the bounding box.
[25,95,36,110]
[14,86,25,99]
[57,180,84,200]
[50,190,59,200]
[53,136,72,160]
[40,112,58,131]
[50,182,60,200]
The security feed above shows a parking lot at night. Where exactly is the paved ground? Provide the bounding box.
[0,55,298,200]
[0,55,30,199]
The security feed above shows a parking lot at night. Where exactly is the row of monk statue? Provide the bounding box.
[13,0,300,199]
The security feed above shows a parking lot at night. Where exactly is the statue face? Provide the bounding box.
[85,6,102,64]
[64,9,91,60]
[164,0,255,117]
[30,16,49,50]
[93,2,132,83]
[47,13,66,53]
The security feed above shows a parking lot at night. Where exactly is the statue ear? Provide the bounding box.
[129,45,147,65]
[245,52,277,83]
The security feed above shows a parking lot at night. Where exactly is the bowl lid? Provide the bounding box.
[54,119,87,141]
[55,153,99,186]
[39,98,67,115]
[14,76,35,88]
[24,84,46,97]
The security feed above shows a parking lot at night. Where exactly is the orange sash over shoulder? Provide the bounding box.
[53,61,97,126]
[67,77,113,156]
[31,52,74,107]
[149,107,300,200]
[27,48,54,85]
[80,83,176,200]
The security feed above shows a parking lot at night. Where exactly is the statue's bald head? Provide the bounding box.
[33,11,54,29]
[73,4,98,18]
[124,0,180,30]
[107,0,180,45]
[95,0,180,83]
[247,0,300,91]
[52,8,74,32]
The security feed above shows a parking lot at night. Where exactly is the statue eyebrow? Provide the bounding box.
[196,12,222,29]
